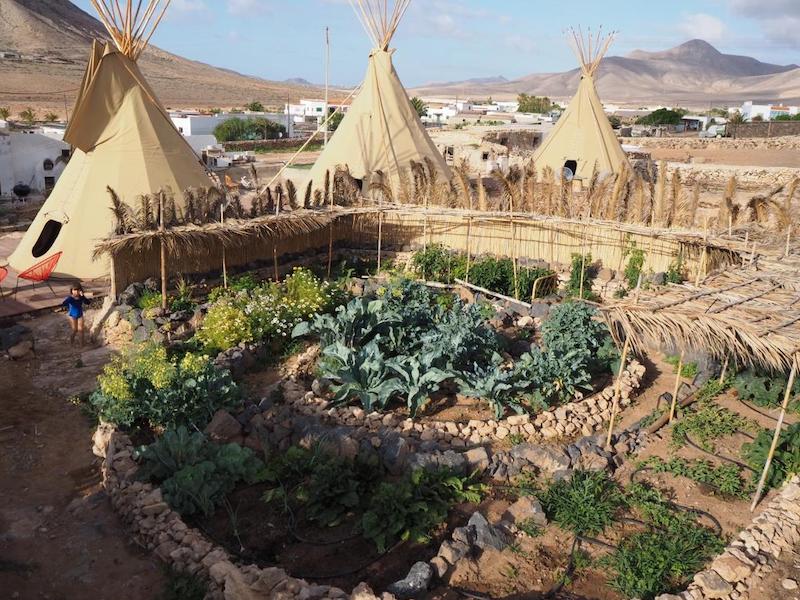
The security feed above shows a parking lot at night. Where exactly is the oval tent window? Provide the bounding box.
[32,219,63,258]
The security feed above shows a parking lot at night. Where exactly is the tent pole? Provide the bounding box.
[605,335,631,449]
[750,353,798,511]
[668,350,685,423]
[221,204,228,289]
[159,191,167,311]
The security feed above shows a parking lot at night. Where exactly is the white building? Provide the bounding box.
[284,99,351,125]
[0,130,70,197]
[170,111,294,138]
[733,101,800,122]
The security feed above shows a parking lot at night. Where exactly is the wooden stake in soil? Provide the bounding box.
[750,353,799,511]
[605,335,632,449]
[719,354,730,384]
[668,350,685,423]
[273,243,279,282]
[377,210,384,273]
[466,217,473,283]
[327,193,334,278]
[159,191,167,310]
[220,203,228,289]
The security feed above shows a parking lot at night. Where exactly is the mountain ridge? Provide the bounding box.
[412,39,800,105]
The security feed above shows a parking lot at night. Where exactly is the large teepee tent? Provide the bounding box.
[9,0,210,280]
[305,0,449,198]
[532,29,629,183]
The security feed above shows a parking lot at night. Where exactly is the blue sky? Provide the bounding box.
[73,0,799,87]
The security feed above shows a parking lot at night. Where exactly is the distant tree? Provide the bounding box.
[774,114,800,121]
[328,111,345,132]
[410,97,427,118]
[44,112,59,122]
[751,115,764,123]
[0,107,10,120]
[19,107,36,124]
[635,108,682,126]
[517,93,552,114]
[246,101,265,112]
[709,107,729,118]
[213,117,285,142]
[209,108,222,115]
[728,111,745,125]
[608,115,622,129]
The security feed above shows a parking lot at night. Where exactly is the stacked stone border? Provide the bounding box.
[656,475,800,600]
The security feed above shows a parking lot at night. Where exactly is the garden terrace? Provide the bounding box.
[602,267,800,371]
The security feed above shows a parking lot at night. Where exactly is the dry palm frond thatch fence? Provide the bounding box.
[601,269,800,372]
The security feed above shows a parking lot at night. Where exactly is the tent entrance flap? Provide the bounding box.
[564,160,578,179]
[32,220,64,258]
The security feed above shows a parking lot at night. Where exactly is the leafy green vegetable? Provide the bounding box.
[743,422,800,489]
[540,471,624,536]
[640,456,753,498]
[733,369,800,412]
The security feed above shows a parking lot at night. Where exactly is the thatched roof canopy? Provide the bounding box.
[93,210,335,258]
[602,269,800,372]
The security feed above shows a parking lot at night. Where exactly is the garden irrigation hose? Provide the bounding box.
[629,466,723,535]
[683,431,757,472]
[288,539,406,581]
[736,396,796,425]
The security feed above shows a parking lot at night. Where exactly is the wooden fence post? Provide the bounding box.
[750,353,799,511]
[606,336,632,449]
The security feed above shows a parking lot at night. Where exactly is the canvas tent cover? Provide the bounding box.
[9,42,209,280]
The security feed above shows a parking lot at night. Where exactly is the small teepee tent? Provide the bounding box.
[305,0,449,199]
[533,29,629,183]
[9,0,210,280]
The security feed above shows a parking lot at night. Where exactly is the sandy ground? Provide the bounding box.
[0,311,165,600]
[636,146,800,169]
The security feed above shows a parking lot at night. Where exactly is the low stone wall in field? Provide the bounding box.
[620,136,800,151]
[663,163,800,191]
[656,475,800,600]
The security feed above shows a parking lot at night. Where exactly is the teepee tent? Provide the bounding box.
[305,0,449,199]
[9,0,210,281]
[533,29,629,183]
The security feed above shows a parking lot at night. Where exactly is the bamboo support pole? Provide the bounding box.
[159,192,167,310]
[509,199,519,299]
[220,204,228,289]
[605,335,632,449]
[668,350,685,423]
[750,353,799,511]
[465,217,473,284]
[273,244,279,282]
[327,194,334,278]
[719,354,730,384]
[377,210,384,273]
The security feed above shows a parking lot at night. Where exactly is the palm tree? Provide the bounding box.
[44,112,59,122]
[0,106,10,120]
[410,97,427,118]
[19,107,37,124]
[728,111,745,125]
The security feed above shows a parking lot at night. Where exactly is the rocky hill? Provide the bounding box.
[0,0,323,117]
[412,40,800,105]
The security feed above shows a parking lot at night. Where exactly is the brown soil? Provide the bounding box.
[752,544,800,600]
[0,312,165,599]
[196,481,479,594]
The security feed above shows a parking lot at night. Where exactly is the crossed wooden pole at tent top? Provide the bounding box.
[89,0,171,60]
[349,0,412,50]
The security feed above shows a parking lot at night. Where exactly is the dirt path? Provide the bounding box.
[0,312,165,600]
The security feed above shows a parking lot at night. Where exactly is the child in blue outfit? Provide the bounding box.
[62,285,91,346]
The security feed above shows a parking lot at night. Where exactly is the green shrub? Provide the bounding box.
[665,355,699,379]
[540,471,624,536]
[137,427,265,516]
[362,468,485,552]
[541,301,618,376]
[743,422,800,489]
[566,253,597,299]
[196,301,253,351]
[608,483,724,599]
[641,456,752,498]
[90,344,240,429]
[623,241,646,289]
[412,244,466,283]
[671,397,754,451]
[666,258,685,284]
[137,289,163,310]
[160,568,207,600]
[733,369,800,412]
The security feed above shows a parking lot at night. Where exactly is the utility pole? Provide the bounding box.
[324,26,330,146]
[286,94,290,137]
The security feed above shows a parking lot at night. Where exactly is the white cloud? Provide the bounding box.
[504,34,535,54]
[726,0,800,49]
[679,13,726,43]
